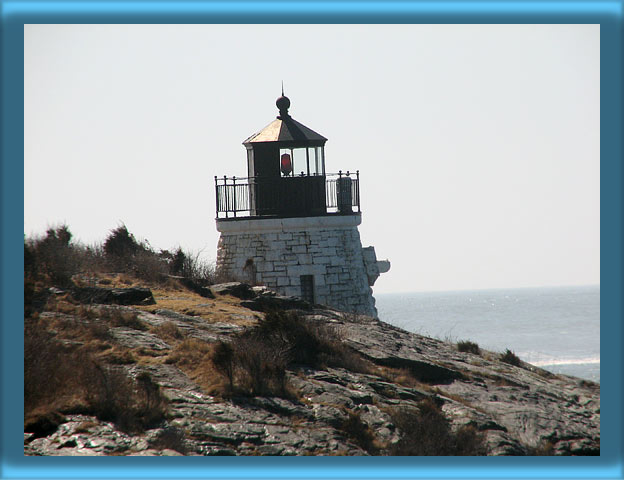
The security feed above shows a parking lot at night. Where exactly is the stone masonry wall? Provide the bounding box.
[216,216,378,317]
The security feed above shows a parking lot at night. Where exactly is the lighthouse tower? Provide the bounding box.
[215,94,389,317]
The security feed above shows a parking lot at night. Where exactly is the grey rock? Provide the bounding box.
[72,286,155,305]
[210,282,256,299]
[240,294,312,312]
[25,288,599,457]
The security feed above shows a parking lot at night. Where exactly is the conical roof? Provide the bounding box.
[243,95,327,146]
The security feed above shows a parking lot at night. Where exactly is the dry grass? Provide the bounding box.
[98,347,137,365]
[151,321,184,340]
[139,287,258,327]
[164,338,227,395]
[24,318,168,435]
[374,366,424,389]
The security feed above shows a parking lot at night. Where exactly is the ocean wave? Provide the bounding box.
[527,356,600,367]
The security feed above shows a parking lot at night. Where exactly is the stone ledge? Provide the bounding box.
[216,214,362,233]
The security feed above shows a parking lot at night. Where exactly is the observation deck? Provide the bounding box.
[215,171,360,220]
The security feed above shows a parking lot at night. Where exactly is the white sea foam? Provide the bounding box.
[528,356,600,367]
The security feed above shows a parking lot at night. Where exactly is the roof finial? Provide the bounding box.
[276,83,291,119]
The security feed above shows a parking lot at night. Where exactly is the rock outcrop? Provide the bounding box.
[25,283,599,456]
[71,286,155,305]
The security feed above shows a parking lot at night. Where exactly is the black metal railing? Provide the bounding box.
[215,171,360,219]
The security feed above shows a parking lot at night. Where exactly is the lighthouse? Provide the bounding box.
[215,93,389,317]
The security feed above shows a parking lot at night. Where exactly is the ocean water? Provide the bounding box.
[375,285,600,383]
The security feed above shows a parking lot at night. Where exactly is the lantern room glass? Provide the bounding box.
[279,146,325,176]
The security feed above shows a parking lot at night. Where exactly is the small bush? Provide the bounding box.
[84,366,168,433]
[211,340,235,389]
[255,310,369,372]
[131,250,169,283]
[24,320,74,413]
[453,424,489,455]
[166,248,215,286]
[25,225,83,287]
[25,318,167,435]
[103,224,143,259]
[457,340,481,355]
[390,398,488,456]
[501,349,522,367]
[232,335,289,397]
[339,412,378,454]
[101,225,170,283]
[150,426,188,454]
[210,311,371,398]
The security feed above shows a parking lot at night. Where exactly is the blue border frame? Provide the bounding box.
[2,1,622,479]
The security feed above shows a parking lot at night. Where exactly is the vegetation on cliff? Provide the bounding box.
[24,225,600,456]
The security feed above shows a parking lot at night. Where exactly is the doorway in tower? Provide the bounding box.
[300,275,315,304]
[243,258,257,286]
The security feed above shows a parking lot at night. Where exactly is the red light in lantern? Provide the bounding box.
[280,153,292,176]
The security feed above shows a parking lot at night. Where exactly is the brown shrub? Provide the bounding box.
[211,341,235,389]
[131,250,169,283]
[24,320,74,413]
[25,225,81,287]
[209,310,371,398]
[82,366,168,434]
[389,398,488,456]
[25,319,167,435]
[457,340,481,355]
[166,247,215,286]
[339,411,379,454]
[231,335,289,397]
[254,310,370,372]
[501,349,522,367]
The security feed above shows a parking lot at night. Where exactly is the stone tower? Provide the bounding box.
[215,94,389,317]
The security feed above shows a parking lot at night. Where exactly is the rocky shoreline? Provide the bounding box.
[25,282,600,456]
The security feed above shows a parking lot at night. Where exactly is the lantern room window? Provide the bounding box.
[279,146,325,176]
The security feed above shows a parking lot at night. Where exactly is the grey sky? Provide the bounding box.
[24,24,600,293]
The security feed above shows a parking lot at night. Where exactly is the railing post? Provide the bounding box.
[223,175,229,218]
[232,176,237,218]
[214,176,219,218]
[356,170,360,212]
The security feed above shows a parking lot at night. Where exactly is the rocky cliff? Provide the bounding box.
[24,281,600,456]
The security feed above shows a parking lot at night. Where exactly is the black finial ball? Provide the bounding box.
[276,95,290,112]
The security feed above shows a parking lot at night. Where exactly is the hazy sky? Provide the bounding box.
[24,24,600,294]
